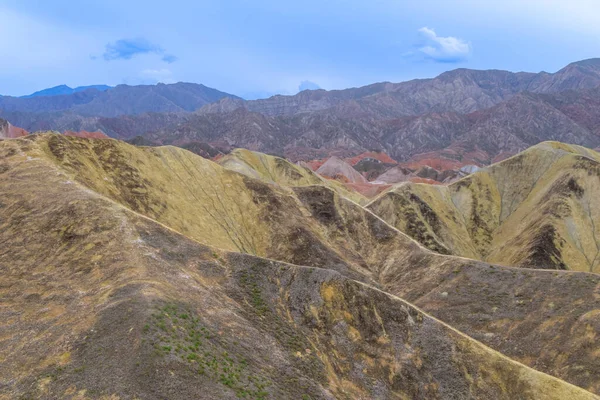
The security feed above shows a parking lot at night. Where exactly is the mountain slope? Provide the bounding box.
[0,135,598,399]
[529,59,600,93]
[34,84,600,164]
[2,135,600,395]
[200,58,600,117]
[218,148,366,204]
[368,142,600,272]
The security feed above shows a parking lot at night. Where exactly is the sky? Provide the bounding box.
[1,0,600,99]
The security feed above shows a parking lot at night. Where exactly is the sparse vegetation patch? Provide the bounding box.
[146,303,271,399]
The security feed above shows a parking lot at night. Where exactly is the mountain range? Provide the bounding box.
[3,58,600,169]
[21,84,112,98]
[199,58,600,116]
[0,82,239,117]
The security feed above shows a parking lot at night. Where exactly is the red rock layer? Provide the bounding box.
[7,124,28,138]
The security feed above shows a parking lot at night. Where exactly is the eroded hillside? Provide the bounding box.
[218,148,367,204]
[1,135,600,398]
[368,142,600,272]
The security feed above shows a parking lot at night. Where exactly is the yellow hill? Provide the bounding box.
[1,135,600,397]
[219,148,367,204]
[368,141,600,272]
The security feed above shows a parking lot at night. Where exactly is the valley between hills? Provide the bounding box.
[1,133,600,399]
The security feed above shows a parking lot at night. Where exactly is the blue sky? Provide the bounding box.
[1,0,599,99]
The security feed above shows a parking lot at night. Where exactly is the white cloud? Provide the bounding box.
[417,27,471,63]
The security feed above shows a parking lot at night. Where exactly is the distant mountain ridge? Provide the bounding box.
[5,85,600,165]
[0,82,240,117]
[2,58,600,167]
[59,86,597,163]
[21,84,112,98]
[199,58,600,117]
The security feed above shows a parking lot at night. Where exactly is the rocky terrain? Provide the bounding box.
[1,134,600,399]
[199,59,600,116]
[368,142,600,272]
[3,59,600,168]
